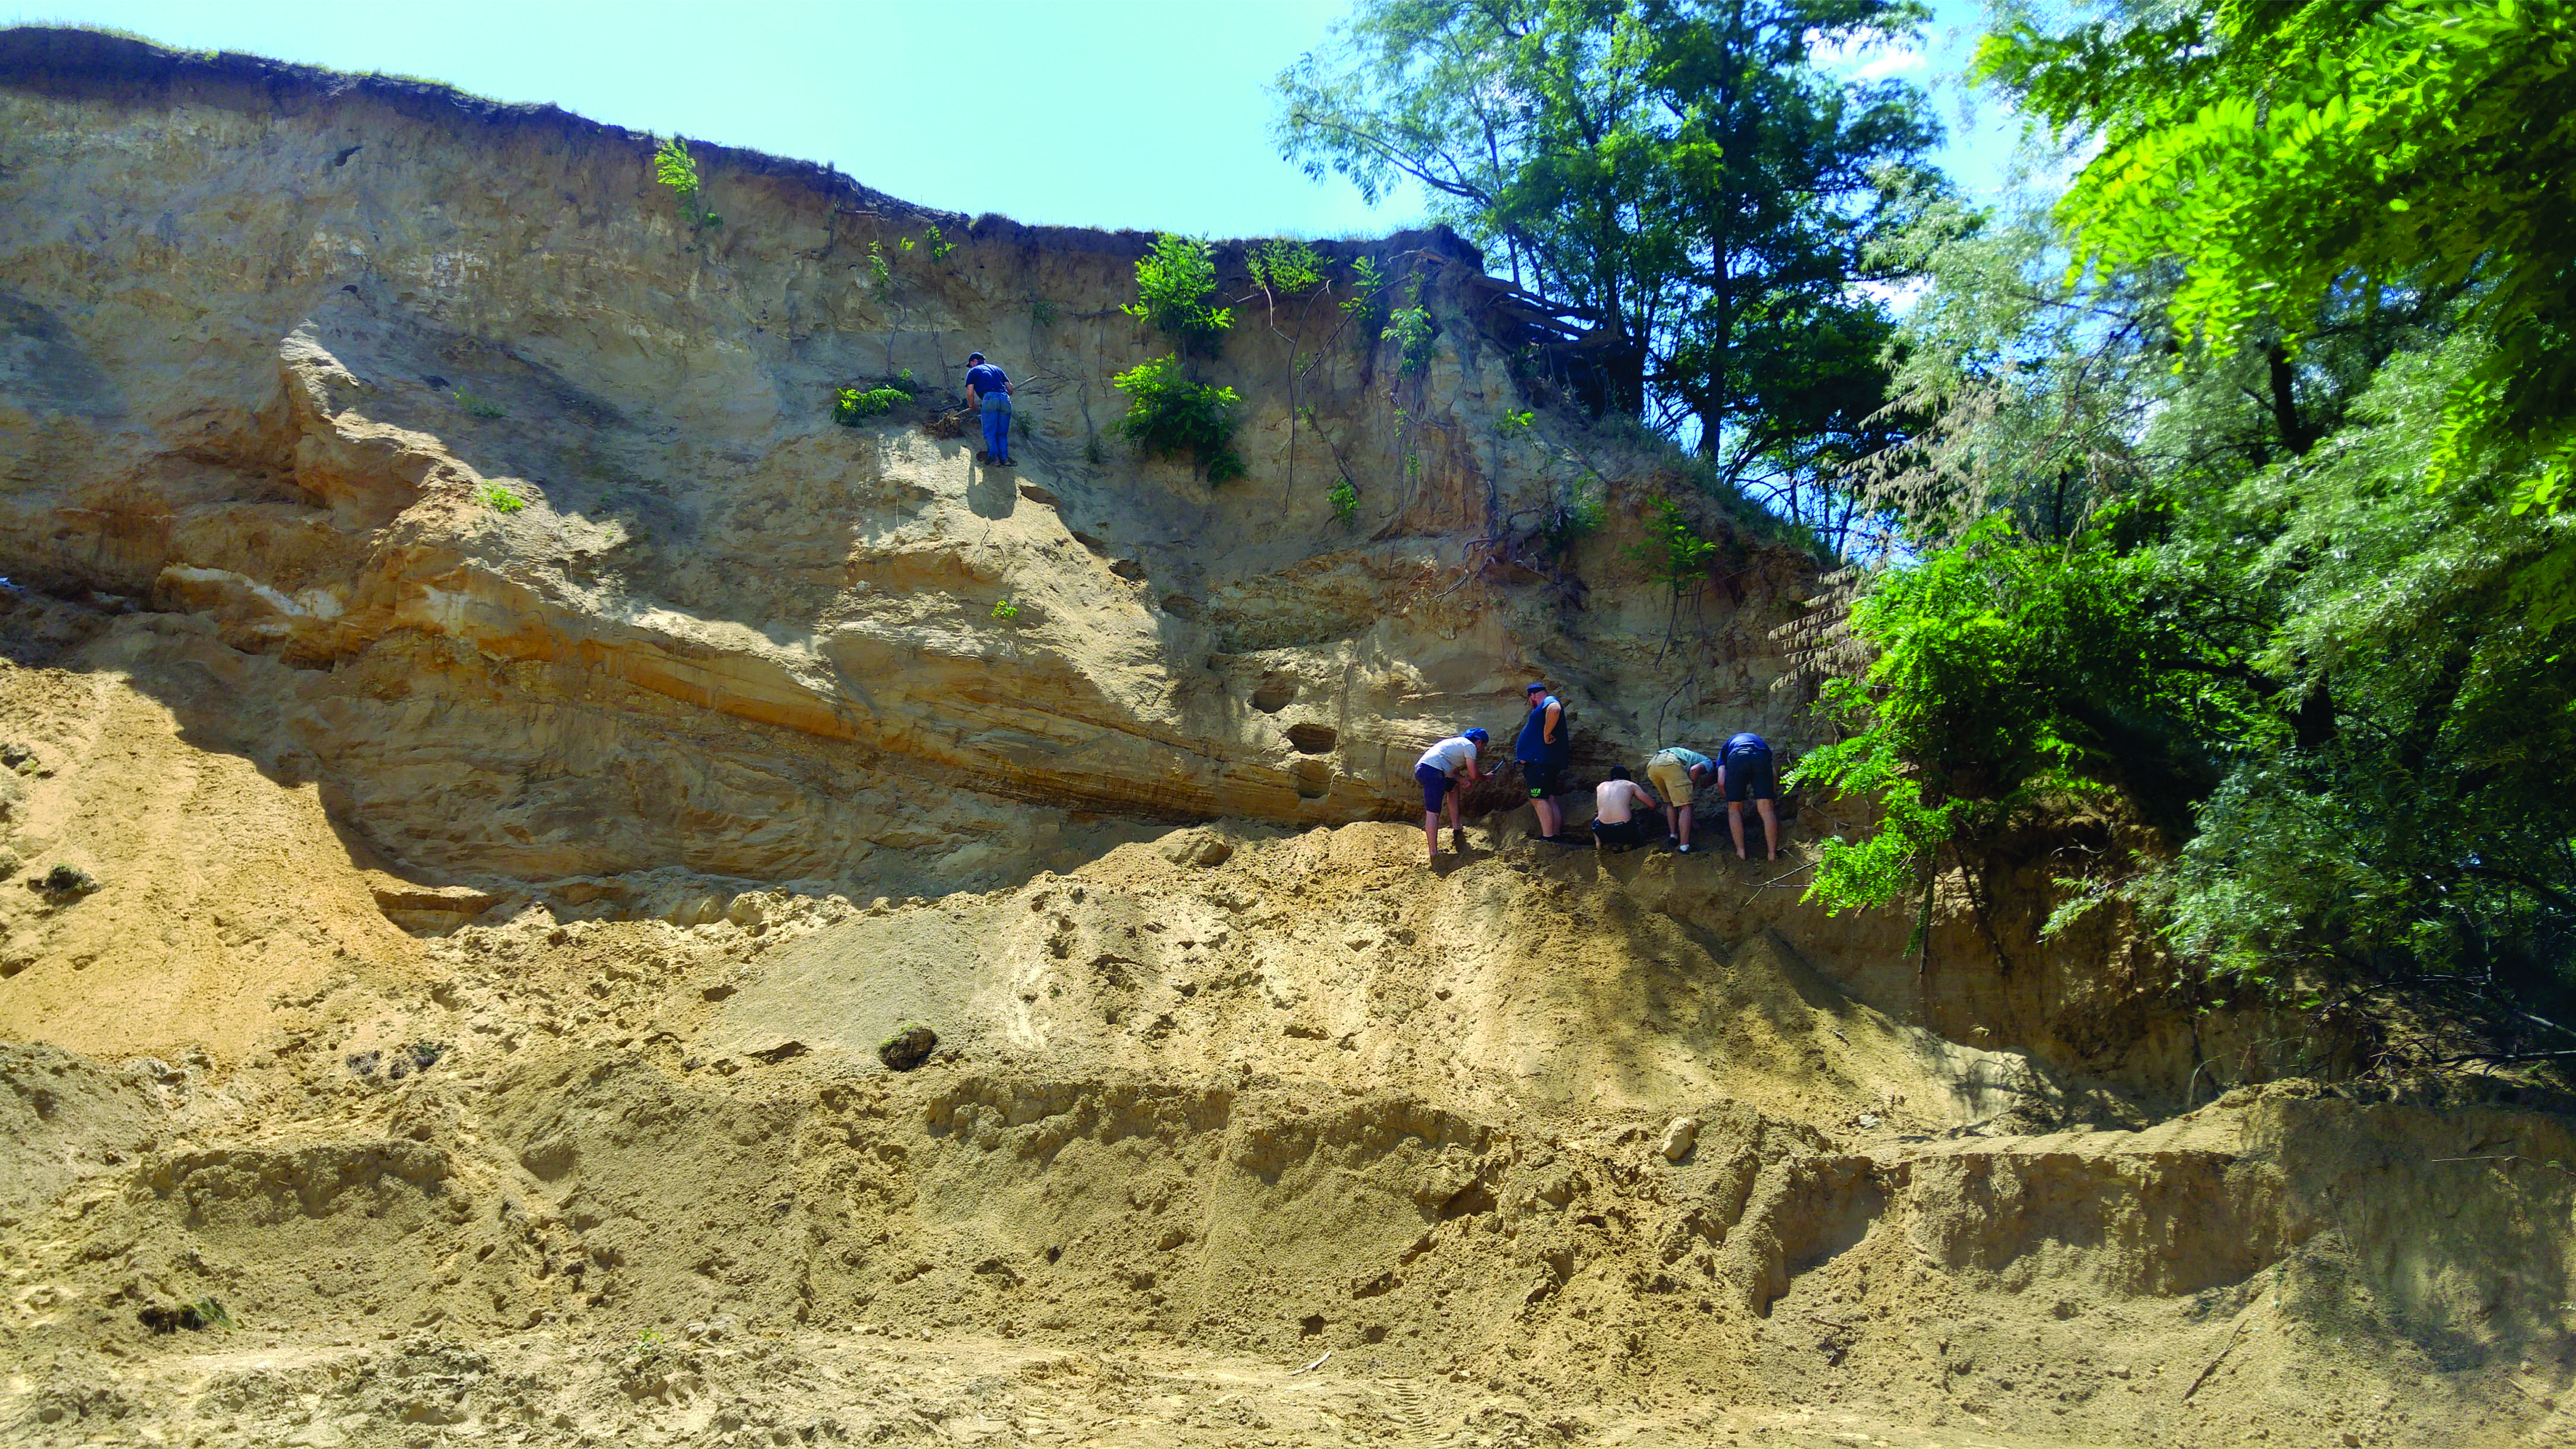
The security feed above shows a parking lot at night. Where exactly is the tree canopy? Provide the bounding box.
[1982,0,2576,516]
[1790,0,2576,1055]
[1273,0,1944,545]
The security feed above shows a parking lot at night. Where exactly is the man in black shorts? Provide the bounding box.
[1514,681,1571,840]
[1720,731,1779,860]
[1588,765,1663,852]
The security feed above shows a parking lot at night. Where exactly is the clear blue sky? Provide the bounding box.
[7,1,2019,239]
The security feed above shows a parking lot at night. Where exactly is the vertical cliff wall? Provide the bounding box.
[0,26,1816,902]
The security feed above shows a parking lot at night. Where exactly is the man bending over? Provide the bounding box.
[1646,745,1714,854]
[1414,727,1489,865]
[1589,765,1662,853]
[1719,731,1779,860]
[965,351,1014,467]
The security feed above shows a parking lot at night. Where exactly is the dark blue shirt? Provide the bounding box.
[1725,732,1769,757]
[966,363,1010,395]
[1517,695,1569,764]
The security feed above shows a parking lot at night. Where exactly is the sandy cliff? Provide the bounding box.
[0,26,1810,891]
[1,27,2571,1449]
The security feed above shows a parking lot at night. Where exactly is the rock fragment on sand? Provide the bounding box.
[1660,1116,1701,1162]
[879,1024,938,1072]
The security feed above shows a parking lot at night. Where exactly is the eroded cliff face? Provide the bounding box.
[3,29,2573,1449]
[0,28,2232,1106]
[0,27,1814,900]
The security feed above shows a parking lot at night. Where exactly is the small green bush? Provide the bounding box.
[451,386,505,419]
[1030,298,1058,328]
[1341,255,1389,339]
[1499,409,1536,436]
[1541,473,1606,554]
[652,136,719,230]
[1629,495,1717,596]
[1384,304,1436,375]
[1328,478,1359,526]
[477,483,526,514]
[1248,238,1327,298]
[834,385,911,424]
[990,598,1021,622]
[1112,355,1245,482]
[1122,233,1232,352]
[868,241,892,291]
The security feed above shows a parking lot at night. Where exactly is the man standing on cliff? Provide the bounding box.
[1515,681,1572,841]
[965,351,1013,467]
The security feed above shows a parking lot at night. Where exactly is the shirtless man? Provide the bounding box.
[1588,765,1663,853]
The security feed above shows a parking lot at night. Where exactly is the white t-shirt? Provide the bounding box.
[1595,778,1651,824]
[1417,736,1479,777]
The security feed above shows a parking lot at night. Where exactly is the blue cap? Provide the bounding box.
[1525,681,1547,694]
[1464,727,1489,743]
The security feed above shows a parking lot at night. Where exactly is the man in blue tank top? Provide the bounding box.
[1720,731,1779,860]
[1514,681,1571,840]
[965,351,1013,466]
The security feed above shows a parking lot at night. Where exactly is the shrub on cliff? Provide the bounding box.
[834,385,911,424]
[1122,233,1232,354]
[651,136,720,233]
[1112,356,1244,483]
[1382,300,1436,376]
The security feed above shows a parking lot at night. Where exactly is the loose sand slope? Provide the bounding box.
[2,657,2570,1448]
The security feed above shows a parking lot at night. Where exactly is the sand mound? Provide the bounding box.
[0,662,2569,1447]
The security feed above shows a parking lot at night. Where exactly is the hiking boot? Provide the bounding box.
[977,450,994,464]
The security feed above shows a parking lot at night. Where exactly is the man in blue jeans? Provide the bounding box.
[965,351,1013,466]
[1718,730,1779,860]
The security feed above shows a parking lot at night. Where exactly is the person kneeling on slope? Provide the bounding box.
[1645,745,1714,853]
[1514,680,1572,841]
[1589,765,1663,853]
[1414,727,1489,865]
[1719,730,1780,860]
[965,351,1014,467]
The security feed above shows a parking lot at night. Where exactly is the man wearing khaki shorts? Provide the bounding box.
[1645,746,1714,854]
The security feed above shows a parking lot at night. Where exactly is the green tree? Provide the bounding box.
[1274,0,1943,543]
[1801,160,2576,1038]
[651,136,720,232]
[1981,0,2576,520]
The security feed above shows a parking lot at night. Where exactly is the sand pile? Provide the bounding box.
[2,656,2571,1448]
